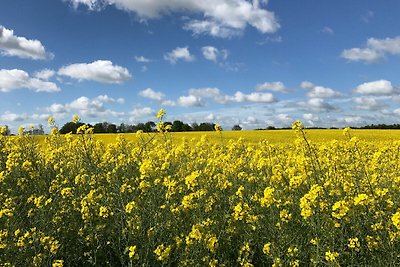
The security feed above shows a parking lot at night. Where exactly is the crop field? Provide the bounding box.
[31,128,400,146]
[1,116,400,266]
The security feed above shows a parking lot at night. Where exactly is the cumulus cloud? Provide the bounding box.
[134,56,151,63]
[47,103,68,114]
[341,36,400,63]
[161,100,176,107]
[0,25,53,60]
[138,88,165,101]
[256,81,288,92]
[177,95,204,107]
[353,96,386,111]
[187,87,276,104]
[0,69,60,93]
[1,111,28,122]
[46,95,125,117]
[164,47,195,64]
[188,87,230,104]
[232,91,276,103]
[34,69,56,81]
[301,81,341,98]
[95,94,125,104]
[66,0,280,38]
[129,107,155,118]
[201,46,228,62]
[303,113,319,121]
[354,80,395,95]
[58,60,132,83]
[300,98,337,112]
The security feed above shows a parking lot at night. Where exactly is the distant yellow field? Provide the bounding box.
[31,129,400,145]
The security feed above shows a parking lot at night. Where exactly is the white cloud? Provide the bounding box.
[300,81,341,98]
[341,36,400,63]
[322,26,334,35]
[303,113,319,121]
[95,94,125,104]
[67,0,279,38]
[129,107,155,118]
[0,69,60,93]
[341,48,382,63]
[233,91,276,103]
[134,55,151,63]
[177,95,204,107]
[353,96,386,110]
[161,100,176,107]
[188,87,229,104]
[201,46,228,62]
[337,116,365,126]
[47,103,67,114]
[34,69,56,81]
[1,111,28,122]
[138,88,165,101]
[354,80,395,95]
[303,98,337,112]
[205,113,215,121]
[58,60,132,83]
[31,113,51,121]
[0,25,53,60]
[46,95,125,118]
[68,96,105,114]
[164,47,195,64]
[256,81,288,92]
[394,108,400,115]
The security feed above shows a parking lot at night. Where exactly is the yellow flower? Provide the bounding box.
[99,206,113,218]
[332,200,350,219]
[154,244,171,262]
[157,109,166,120]
[128,245,139,259]
[48,116,55,126]
[348,237,360,251]
[72,115,80,123]
[52,260,64,267]
[206,236,218,252]
[214,124,222,132]
[263,243,271,255]
[125,201,136,213]
[325,251,339,262]
[392,211,400,230]
[354,193,369,206]
[18,126,25,136]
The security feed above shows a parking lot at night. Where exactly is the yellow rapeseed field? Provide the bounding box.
[1,111,400,266]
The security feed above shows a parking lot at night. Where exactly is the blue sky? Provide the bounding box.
[1,0,400,132]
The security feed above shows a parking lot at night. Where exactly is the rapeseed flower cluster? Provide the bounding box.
[0,114,400,266]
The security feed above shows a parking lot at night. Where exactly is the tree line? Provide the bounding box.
[58,121,240,134]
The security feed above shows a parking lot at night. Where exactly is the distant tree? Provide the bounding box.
[118,123,127,133]
[182,123,192,132]
[93,123,106,133]
[107,123,117,133]
[232,124,242,131]
[198,122,215,131]
[144,121,156,132]
[59,122,85,134]
[266,126,276,130]
[191,123,199,131]
[172,120,185,132]
[136,123,146,132]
